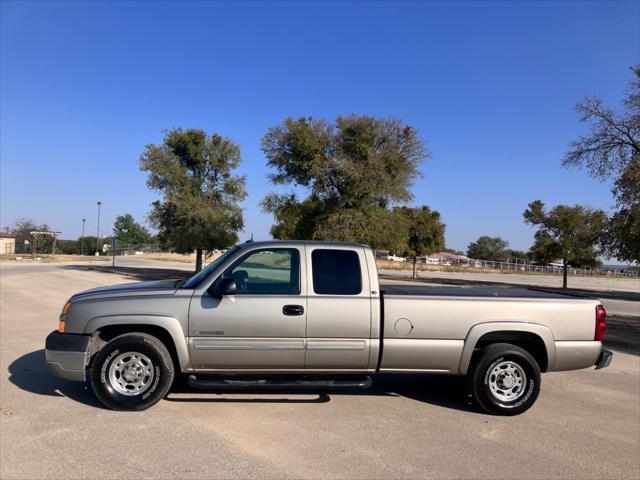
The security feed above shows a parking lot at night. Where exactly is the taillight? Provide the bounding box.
[595,305,607,341]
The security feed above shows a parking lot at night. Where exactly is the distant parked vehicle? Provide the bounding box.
[549,261,572,268]
[386,254,406,262]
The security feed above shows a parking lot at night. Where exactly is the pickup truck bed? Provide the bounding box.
[381,284,583,299]
[380,288,603,376]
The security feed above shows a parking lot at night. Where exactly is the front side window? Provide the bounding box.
[182,246,240,289]
[222,248,300,294]
[312,249,362,295]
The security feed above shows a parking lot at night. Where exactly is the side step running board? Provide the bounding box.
[187,375,373,390]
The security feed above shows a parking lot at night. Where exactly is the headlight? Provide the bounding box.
[59,302,71,332]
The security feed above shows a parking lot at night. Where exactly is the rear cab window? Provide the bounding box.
[311,249,362,295]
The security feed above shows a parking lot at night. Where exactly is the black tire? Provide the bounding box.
[469,342,541,416]
[90,333,174,411]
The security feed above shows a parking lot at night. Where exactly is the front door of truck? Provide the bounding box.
[304,247,372,370]
[189,247,307,371]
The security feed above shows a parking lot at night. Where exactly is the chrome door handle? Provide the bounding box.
[283,305,304,316]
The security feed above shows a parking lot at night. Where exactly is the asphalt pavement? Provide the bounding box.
[1,260,639,479]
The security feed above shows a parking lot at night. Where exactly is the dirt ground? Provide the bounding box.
[1,260,639,479]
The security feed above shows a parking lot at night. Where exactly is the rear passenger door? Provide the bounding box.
[304,247,373,371]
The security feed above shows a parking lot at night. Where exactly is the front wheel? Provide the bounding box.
[90,333,174,411]
[469,342,541,416]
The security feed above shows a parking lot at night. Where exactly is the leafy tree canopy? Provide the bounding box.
[605,157,640,262]
[113,214,153,245]
[563,66,640,263]
[78,236,99,255]
[56,239,79,255]
[261,115,429,248]
[524,200,607,287]
[527,231,563,266]
[140,128,247,271]
[393,206,445,258]
[506,249,529,263]
[466,236,509,260]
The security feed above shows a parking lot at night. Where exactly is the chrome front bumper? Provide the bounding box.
[45,331,91,382]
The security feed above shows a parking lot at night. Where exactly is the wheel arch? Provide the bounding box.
[84,315,191,373]
[458,322,555,375]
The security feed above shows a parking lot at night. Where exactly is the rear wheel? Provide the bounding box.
[469,342,541,415]
[90,333,174,411]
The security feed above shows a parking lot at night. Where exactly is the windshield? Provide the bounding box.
[182,246,241,289]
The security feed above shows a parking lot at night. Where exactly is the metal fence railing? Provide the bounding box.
[105,243,164,255]
[411,257,640,278]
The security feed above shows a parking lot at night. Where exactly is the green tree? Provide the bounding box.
[140,129,247,272]
[113,214,153,245]
[527,231,563,266]
[506,249,529,264]
[605,157,640,262]
[523,200,607,288]
[261,115,429,248]
[12,218,54,254]
[78,236,98,256]
[563,66,640,263]
[466,236,509,261]
[56,239,80,254]
[394,206,445,278]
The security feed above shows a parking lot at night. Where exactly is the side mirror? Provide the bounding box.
[208,277,236,297]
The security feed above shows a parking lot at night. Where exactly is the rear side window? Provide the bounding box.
[311,249,362,295]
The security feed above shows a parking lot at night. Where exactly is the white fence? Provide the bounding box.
[113,243,163,255]
[417,258,639,278]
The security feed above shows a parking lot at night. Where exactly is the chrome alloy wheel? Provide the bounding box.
[488,360,527,402]
[108,352,155,396]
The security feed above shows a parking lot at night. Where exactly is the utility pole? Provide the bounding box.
[96,201,102,256]
[81,218,86,255]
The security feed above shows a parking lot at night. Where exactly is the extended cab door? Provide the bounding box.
[304,246,373,371]
[188,246,307,371]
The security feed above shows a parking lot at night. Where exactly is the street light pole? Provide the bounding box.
[96,201,102,256]
[81,218,86,255]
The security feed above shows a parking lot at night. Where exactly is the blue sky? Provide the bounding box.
[1,1,638,253]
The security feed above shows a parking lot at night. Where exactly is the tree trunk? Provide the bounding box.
[412,257,417,279]
[195,248,203,273]
[562,257,568,289]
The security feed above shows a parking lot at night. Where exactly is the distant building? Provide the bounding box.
[0,232,16,254]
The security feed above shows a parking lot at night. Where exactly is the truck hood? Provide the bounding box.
[71,279,182,301]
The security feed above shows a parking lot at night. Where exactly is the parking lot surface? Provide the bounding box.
[1,261,639,479]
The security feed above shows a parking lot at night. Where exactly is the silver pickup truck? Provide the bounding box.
[45,240,612,414]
